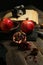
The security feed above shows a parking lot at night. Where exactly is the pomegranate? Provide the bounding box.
[21,19,35,33]
[1,18,14,32]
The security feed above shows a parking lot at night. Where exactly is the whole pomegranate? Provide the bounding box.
[21,19,35,33]
[1,18,14,32]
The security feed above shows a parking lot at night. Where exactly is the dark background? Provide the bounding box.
[0,0,43,12]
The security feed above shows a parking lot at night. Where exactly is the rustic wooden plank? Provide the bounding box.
[6,50,27,65]
[34,38,43,54]
[2,40,43,65]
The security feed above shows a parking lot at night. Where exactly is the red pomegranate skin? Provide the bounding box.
[21,20,35,33]
[1,18,14,32]
[0,22,1,30]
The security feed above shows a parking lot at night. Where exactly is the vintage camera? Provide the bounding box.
[12,5,26,18]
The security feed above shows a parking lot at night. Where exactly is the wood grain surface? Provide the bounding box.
[2,40,43,65]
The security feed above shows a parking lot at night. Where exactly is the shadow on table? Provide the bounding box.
[0,43,7,65]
